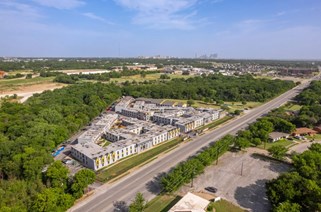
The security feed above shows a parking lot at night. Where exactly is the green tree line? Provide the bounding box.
[122,74,295,102]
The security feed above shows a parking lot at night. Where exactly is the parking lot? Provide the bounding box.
[178,148,291,212]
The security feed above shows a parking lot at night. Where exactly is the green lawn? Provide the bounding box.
[96,138,183,182]
[284,103,302,112]
[208,199,246,212]
[306,134,321,141]
[258,139,294,150]
[224,101,263,112]
[145,195,181,212]
[109,73,192,84]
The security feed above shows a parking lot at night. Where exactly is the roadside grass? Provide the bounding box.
[199,116,233,131]
[96,138,183,183]
[284,102,302,111]
[224,101,263,112]
[145,195,181,212]
[257,139,294,150]
[0,76,55,91]
[208,199,247,212]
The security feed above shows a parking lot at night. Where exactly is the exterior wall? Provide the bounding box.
[104,132,122,142]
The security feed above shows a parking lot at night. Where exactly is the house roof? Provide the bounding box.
[269,132,289,140]
[313,126,321,131]
[169,192,210,212]
[294,128,317,134]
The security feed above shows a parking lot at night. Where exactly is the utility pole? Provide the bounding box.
[264,140,266,149]
[191,169,195,188]
[216,146,221,165]
[241,161,244,176]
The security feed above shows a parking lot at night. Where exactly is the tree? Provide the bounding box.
[268,145,288,160]
[234,110,242,115]
[46,161,69,189]
[187,99,195,106]
[252,138,262,146]
[140,72,146,78]
[26,74,33,79]
[32,188,74,212]
[274,201,301,212]
[129,192,147,212]
[234,137,250,150]
[71,169,95,198]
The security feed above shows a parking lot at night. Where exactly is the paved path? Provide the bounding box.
[69,80,313,212]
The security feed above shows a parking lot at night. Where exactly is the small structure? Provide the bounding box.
[313,125,321,133]
[169,192,210,212]
[293,128,317,136]
[269,132,290,142]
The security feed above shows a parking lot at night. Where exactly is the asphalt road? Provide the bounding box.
[70,80,312,212]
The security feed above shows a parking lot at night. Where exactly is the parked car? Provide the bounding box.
[205,186,217,193]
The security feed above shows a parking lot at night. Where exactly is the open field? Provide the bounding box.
[178,148,291,212]
[109,73,192,83]
[284,102,302,111]
[257,139,294,150]
[163,99,262,112]
[145,195,181,212]
[96,138,183,183]
[0,77,61,93]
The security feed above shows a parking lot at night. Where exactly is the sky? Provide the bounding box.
[0,0,321,59]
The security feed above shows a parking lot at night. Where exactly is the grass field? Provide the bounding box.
[258,139,294,150]
[208,199,246,212]
[162,99,262,112]
[0,77,55,92]
[284,103,302,111]
[145,195,181,212]
[224,101,263,112]
[306,134,321,141]
[96,138,183,182]
[109,73,192,83]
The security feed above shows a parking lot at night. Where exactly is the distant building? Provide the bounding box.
[278,67,318,77]
[0,70,7,79]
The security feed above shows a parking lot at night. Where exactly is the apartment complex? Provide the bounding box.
[71,97,221,171]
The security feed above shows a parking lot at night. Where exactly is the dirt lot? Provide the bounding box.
[178,148,291,212]
[0,82,66,95]
[0,82,67,102]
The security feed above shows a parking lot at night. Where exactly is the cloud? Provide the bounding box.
[32,0,85,9]
[0,0,42,19]
[82,12,115,25]
[114,0,205,30]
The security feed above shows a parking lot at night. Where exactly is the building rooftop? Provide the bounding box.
[169,192,210,212]
[269,132,289,140]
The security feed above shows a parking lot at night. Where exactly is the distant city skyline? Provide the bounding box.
[1,0,321,59]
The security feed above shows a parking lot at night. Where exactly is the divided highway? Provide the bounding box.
[70,81,312,212]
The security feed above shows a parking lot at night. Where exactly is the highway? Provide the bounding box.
[70,80,313,212]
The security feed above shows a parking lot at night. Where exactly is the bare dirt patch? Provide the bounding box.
[0,82,66,95]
